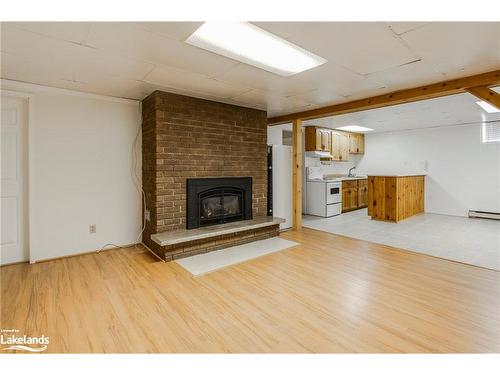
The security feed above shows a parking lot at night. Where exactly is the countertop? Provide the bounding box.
[307,176,368,183]
[367,173,427,177]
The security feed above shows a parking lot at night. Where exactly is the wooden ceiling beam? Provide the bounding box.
[466,85,500,110]
[267,69,500,125]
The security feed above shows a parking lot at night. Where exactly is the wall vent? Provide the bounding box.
[468,210,500,220]
[482,121,500,143]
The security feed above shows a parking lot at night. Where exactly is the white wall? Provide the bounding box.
[356,124,500,217]
[305,154,364,175]
[267,123,292,145]
[1,80,142,262]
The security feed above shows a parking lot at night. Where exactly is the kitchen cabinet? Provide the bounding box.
[342,187,358,212]
[349,133,365,154]
[342,178,368,212]
[338,131,350,160]
[327,131,349,161]
[321,129,331,152]
[357,179,368,208]
[306,126,359,159]
[368,175,425,222]
[305,127,331,153]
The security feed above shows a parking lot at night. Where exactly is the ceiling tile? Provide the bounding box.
[251,22,310,40]
[266,96,314,117]
[131,22,203,41]
[1,58,131,99]
[1,52,75,82]
[289,87,346,106]
[228,89,269,108]
[85,23,238,78]
[215,63,317,97]
[285,22,419,75]
[401,22,500,77]
[125,81,205,101]
[385,22,431,35]
[365,59,447,91]
[143,65,249,99]
[66,72,143,99]
[217,59,387,103]
[291,63,386,97]
[1,26,154,81]
[5,22,91,44]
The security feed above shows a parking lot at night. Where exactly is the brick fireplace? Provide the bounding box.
[142,91,279,261]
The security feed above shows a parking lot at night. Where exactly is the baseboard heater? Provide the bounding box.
[468,210,500,220]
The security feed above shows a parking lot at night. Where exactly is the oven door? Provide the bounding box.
[326,182,341,204]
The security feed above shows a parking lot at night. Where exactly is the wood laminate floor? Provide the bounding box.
[1,228,499,353]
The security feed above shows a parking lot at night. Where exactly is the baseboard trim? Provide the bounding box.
[28,243,138,265]
[0,259,29,267]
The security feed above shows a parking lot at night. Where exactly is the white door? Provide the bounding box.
[1,95,29,265]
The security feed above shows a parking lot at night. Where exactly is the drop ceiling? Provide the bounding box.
[1,22,499,119]
[303,88,500,133]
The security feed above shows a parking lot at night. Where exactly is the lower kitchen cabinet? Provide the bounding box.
[342,187,358,211]
[358,180,368,208]
[342,179,368,212]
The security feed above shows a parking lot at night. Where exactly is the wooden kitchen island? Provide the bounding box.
[367,174,425,222]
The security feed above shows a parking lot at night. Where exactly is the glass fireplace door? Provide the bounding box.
[199,188,244,226]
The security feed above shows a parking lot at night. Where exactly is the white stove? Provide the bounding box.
[305,168,342,217]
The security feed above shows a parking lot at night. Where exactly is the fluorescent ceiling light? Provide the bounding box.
[336,125,374,133]
[185,22,327,76]
[476,100,500,113]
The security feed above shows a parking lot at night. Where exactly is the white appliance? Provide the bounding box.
[305,167,342,217]
[271,145,293,230]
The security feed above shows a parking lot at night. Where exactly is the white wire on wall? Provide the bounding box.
[97,102,146,253]
[131,102,147,248]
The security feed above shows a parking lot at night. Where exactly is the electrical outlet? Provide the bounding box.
[145,209,151,222]
[89,224,96,234]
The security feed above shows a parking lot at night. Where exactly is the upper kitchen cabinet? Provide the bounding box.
[349,133,365,154]
[331,131,349,161]
[305,126,331,153]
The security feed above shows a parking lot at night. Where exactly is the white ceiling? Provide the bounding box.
[1,22,499,118]
[303,87,500,133]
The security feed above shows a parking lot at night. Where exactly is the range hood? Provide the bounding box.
[305,150,332,158]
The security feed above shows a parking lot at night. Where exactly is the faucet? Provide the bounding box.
[348,166,356,177]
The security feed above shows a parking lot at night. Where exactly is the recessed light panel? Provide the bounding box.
[476,101,500,113]
[185,22,327,77]
[336,125,374,133]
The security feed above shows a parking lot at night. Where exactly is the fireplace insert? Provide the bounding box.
[186,177,252,229]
